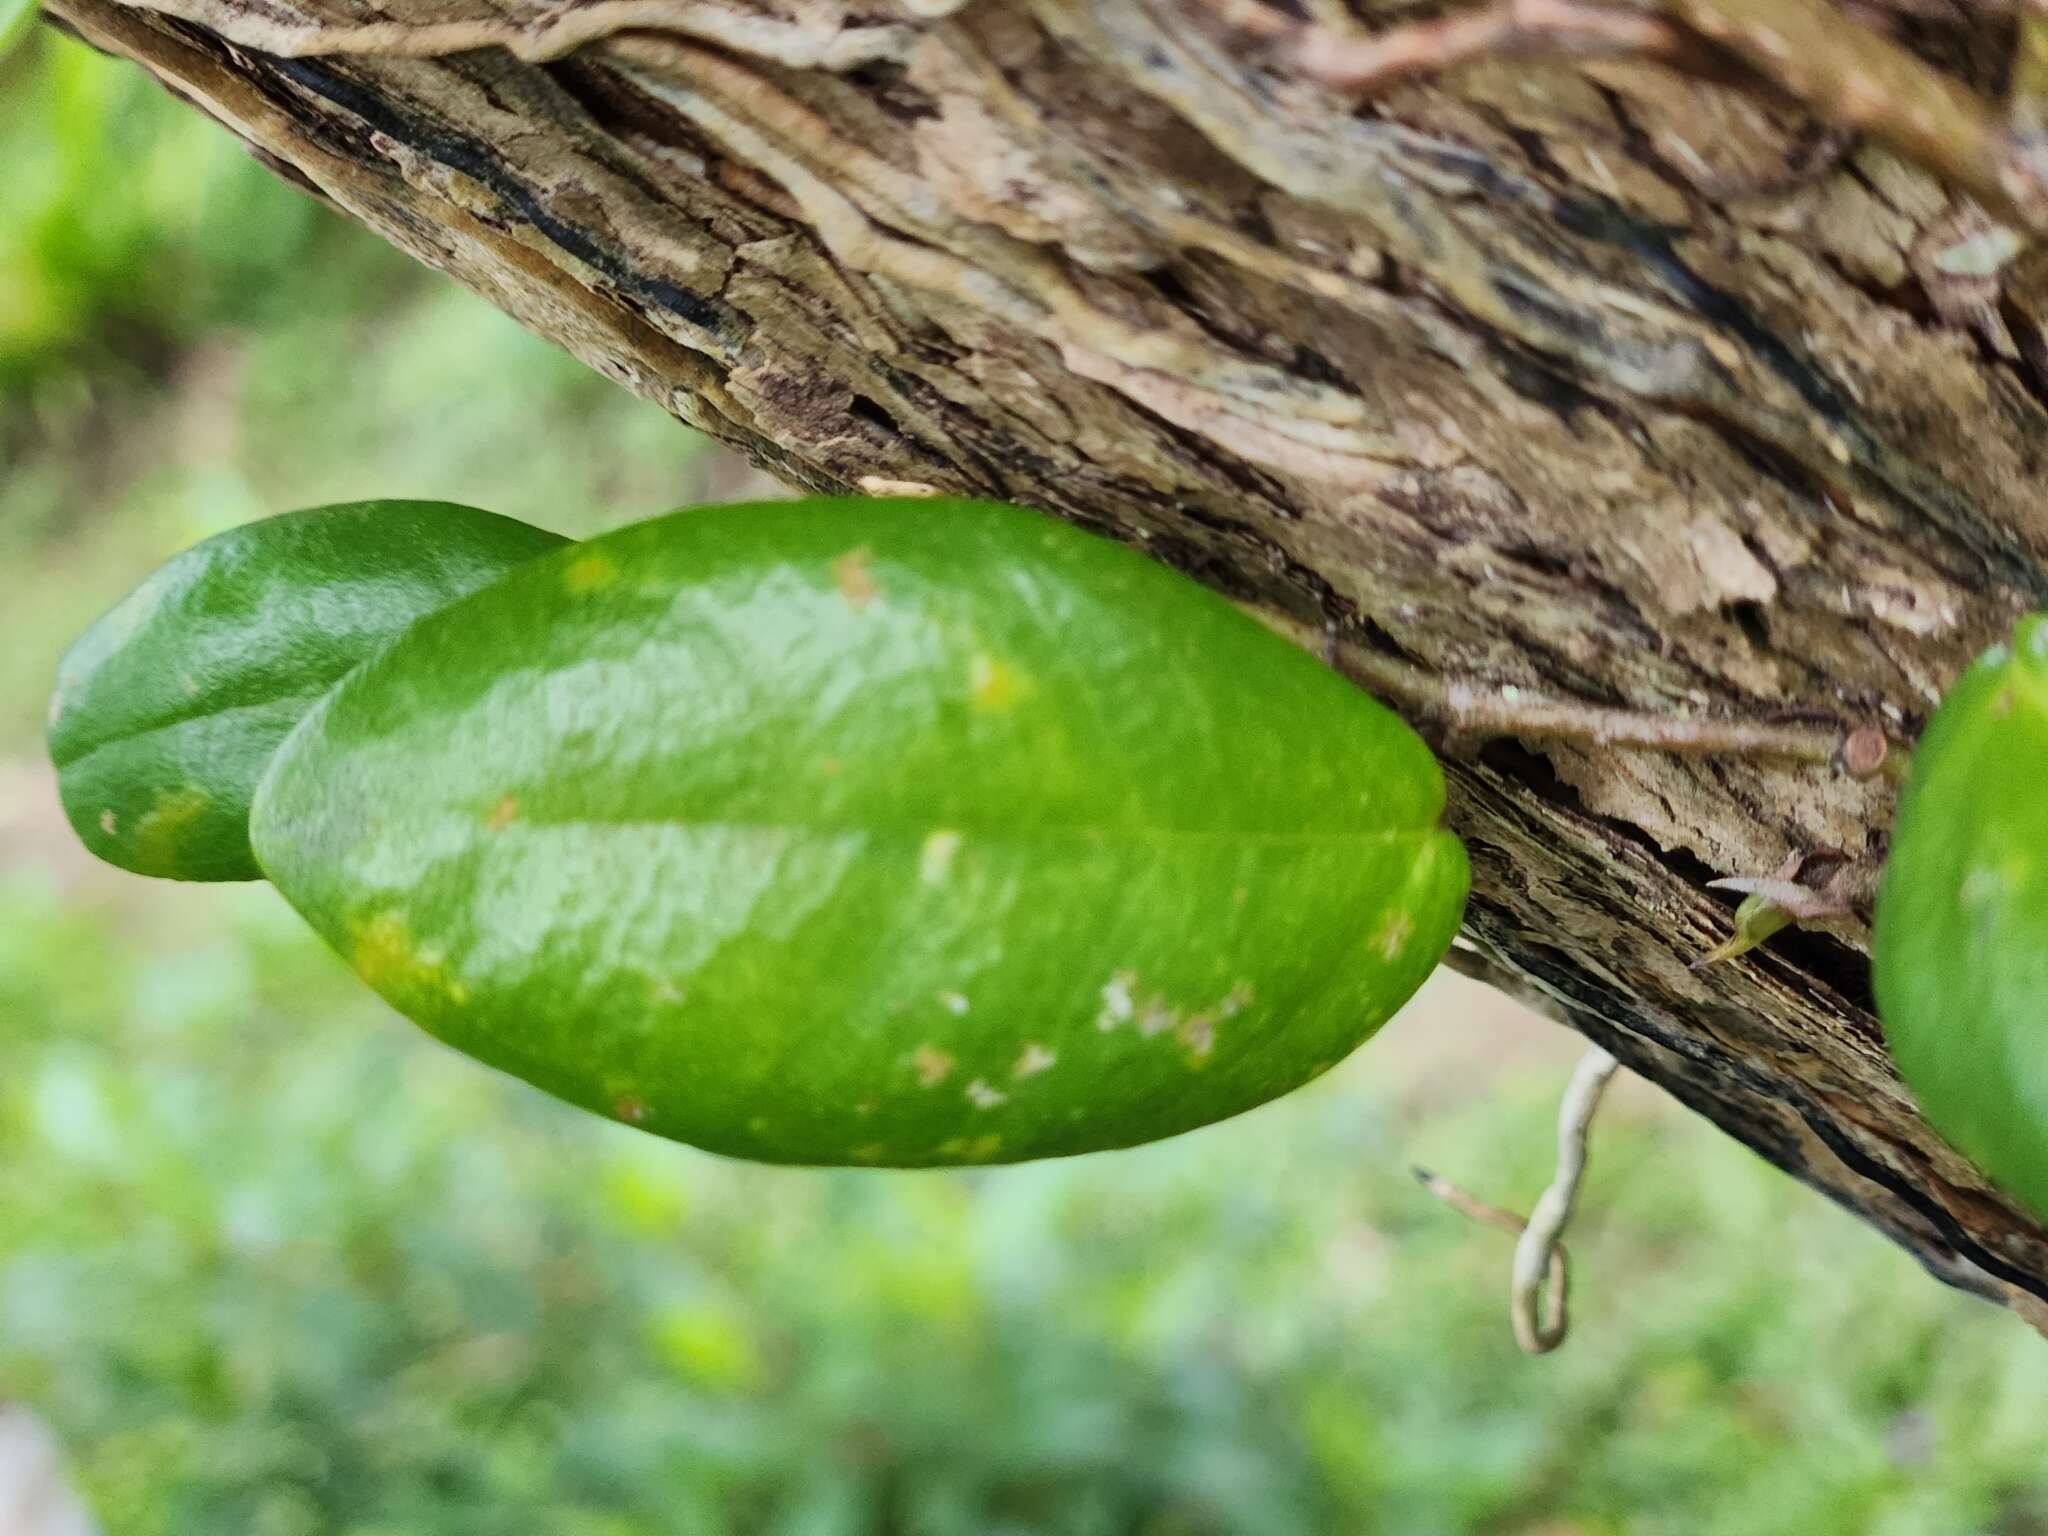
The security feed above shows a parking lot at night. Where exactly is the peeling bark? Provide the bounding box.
[44,0,2048,1325]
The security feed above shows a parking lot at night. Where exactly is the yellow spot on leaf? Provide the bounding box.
[132,786,209,875]
[484,794,520,830]
[347,909,467,1008]
[564,551,620,593]
[832,546,879,611]
[910,1044,955,1087]
[968,653,1027,713]
[1177,1013,1217,1063]
[969,1133,1003,1161]
[852,1142,886,1163]
[920,829,963,884]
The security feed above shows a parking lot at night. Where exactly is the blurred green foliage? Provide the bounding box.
[2,26,2047,1536]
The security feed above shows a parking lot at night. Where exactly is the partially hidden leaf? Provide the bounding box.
[49,501,566,881]
[1874,613,2048,1220]
[1694,890,1795,969]
[250,498,1469,1166]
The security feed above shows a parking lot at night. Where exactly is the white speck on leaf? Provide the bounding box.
[1374,911,1415,962]
[1138,999,1177,1038]
[1961,866,2003,910]
[937,990,970,1016]
[965,1079,1007,1110]
[1013,1043,1057,1078]
[1096,972,1137,1031]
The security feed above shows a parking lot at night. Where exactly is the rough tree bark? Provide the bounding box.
[42,0,2048,1325]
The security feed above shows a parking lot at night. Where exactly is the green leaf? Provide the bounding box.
[251,498,1468,1166]
[48,501,566,882]
[1874,614,2048,1220]
[0,0,35,63]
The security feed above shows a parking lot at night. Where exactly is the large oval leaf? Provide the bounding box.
[251,498,1468,1166]
[1874,614,2048,1219]
[49,501,566,882]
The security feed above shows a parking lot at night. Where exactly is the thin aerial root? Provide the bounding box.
[1415,1046,1621,1354]
[1412,1165,1571,1348]
[1510,1047,1622,1353]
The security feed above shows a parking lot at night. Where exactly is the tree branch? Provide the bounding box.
[42,0,2048,1329]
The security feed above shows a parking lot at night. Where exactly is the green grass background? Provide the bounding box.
[1,26,2045,1534]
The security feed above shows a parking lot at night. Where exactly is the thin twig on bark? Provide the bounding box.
[1327,634,1907,780]
[1200,0,2048,234]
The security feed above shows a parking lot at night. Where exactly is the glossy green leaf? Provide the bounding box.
[1874,614,2048,1220]
[49,500,566,882]
[251,498,1469,1167]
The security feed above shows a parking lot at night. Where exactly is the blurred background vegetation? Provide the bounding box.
[3,24,2047,1535]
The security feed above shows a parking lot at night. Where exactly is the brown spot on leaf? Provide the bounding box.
[1178,1013,1217,1062]
[485,794,520,830]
